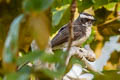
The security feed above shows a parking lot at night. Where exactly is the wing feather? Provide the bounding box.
[51,24,86,48]
[51,24,69,47]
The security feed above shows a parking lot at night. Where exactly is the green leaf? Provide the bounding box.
[3,72,29,80]
[0,77,2,80]
[93,0,120,10]
[39,49,67,78]
[18,65,32,74]
[62,0,72,5]
[3,14,24,63]
[52,0,72,8]
[52,4,70,26]
[53,50,67,64]
[93,0,109,9]
[112,0,120,2]
[77,0,93,12]
[17,51,43,65]
[17,50,66,66]
[94,70,120,80]
[104,2,116,11]
[39,51,63,63]
[23,0,54,12]
[17,50,67,79]
[42,67,66,78]
[70,57,85,67]
[51,5,70,34]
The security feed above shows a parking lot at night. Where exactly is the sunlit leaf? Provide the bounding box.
[93,0,119,10]
[0,77,2,80]
[52,4,70,26]
[51,6,70,34]
[23,0,54,12]
[93,0,109,9]
[104,2,116,11]
[3,14,24,63]
[28,12,50,50]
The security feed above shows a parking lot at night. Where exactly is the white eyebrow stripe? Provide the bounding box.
[80,14,94,19]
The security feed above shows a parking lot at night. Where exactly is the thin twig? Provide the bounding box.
[114,3,118,17]
[98,16,120,27]
[17,61,29,71]
[98,3,119,27]
[67,0,76,52]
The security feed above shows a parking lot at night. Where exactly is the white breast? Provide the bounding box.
[72,27,91,46]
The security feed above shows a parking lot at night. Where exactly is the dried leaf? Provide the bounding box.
[28,12,50,50]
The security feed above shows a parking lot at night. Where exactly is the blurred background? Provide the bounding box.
[0,0,120,80]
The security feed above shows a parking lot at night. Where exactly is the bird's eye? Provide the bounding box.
[87,19,90,21]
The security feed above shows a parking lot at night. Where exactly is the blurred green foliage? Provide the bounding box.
[0,0,120,80]
[23,0,54,12]
[3,14,24,63]
[94,70,120,80]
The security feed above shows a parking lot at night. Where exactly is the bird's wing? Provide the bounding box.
[51,24,69,47]
[51,24,86,48]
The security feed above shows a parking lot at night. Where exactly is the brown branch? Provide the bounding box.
[114,3,118,17]
[98,3,120,27]
[66,0,77,52]
[98,16,120,27]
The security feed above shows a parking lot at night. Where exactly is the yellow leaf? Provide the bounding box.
[28,12,50,50]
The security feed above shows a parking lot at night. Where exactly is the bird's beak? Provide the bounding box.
[92,18,96,22]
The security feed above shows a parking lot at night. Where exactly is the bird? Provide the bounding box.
[51,13,96,50]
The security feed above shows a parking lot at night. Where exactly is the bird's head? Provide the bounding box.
[79,13,96,27]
